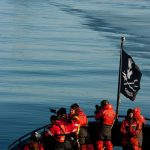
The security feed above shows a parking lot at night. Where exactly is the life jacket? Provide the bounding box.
[78,108,88,126]
[47,120,66,142]
[95,104,115,126]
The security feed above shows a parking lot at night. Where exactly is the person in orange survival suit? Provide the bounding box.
[23,132,45,150]
[133,107,146,150]
[95,100,115,150]
[68,104,81,150]
[44,115,66,150]
[71,103,88,126]
[71,103,95,150]
[58,107,75,150]
[121,109,140,150]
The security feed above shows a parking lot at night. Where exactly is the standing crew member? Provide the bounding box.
[133,107,145,150]
[68,104,81,150]
[95,100,115,150]
[58,107,74,150]
[121,109,140,150]
[73,103,88,126]
[71,103,94,150]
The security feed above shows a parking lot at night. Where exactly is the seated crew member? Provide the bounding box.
[121,109,140,150]
[95,100,115,150]
[44,115,66,150]
[23,132,44,150]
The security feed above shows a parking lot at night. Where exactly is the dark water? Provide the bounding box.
[0,0,150,149]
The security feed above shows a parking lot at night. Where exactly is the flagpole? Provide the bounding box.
[116,37,125,120]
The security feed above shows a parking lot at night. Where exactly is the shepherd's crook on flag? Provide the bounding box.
[120,50,142,101]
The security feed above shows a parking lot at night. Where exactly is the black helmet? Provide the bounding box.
[100,100,109,107]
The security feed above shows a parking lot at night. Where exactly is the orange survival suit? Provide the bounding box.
[45,115,66,150]
[121,109,140,150]
[78,108,88,126]
[95,100,115,150]
[133,107,146,150]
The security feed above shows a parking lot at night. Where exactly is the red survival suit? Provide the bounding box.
[133,107,146,150]
[78,108,94,150]
[45,120,66,150]
[95,104,115,150]
[68,114,80,136]
[68,107,88,135]
[78,108,88,126]
[120,116,140,150]
[67,113,80,150]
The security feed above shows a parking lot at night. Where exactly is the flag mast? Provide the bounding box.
[116,37,125,120]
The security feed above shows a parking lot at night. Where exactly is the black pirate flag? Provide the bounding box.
[120,50,142,101]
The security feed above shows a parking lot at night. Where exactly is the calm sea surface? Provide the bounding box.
[0,0,150,149]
